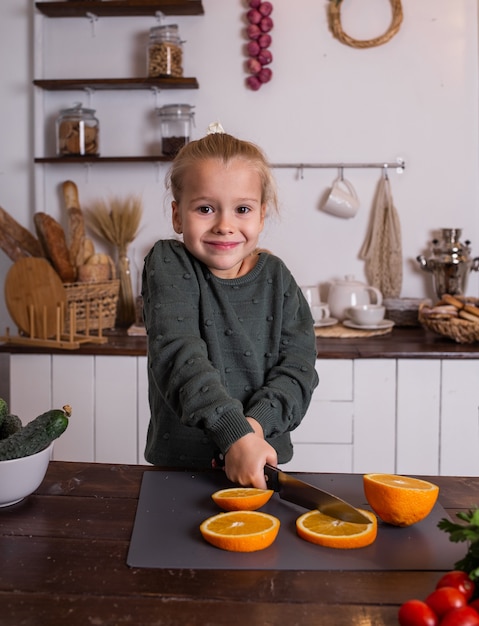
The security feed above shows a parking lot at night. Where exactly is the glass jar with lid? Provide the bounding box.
[156,104,194,157]
[56,103,100,156]
[147,24,183,78]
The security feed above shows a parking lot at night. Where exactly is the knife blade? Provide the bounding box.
[264,464,372,524]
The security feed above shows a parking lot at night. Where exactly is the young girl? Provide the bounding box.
[142,126,319,489]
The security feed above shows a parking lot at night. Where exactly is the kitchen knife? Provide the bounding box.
[264,464,372,524]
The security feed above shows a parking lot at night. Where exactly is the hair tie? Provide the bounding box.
[206,122,225,135]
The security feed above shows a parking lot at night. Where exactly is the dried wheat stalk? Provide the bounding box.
[85,195,143,326]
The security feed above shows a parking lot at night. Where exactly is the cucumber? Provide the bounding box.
[0,397,8,428]
[0,407,70,461]
[0,414,22,440]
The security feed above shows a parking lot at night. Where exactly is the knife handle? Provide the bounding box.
[264,464,281,492]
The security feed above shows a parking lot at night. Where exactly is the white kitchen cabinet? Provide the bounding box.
[6,353,479,475]
[440,360,479,476]
[396,359,441,476]
[9,353,150,464]
[94,356,138,464]
[285,358,479,477]
[51,355,95,462]
[353,359,397,474]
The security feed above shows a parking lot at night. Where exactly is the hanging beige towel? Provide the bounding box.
[359,174,402,298]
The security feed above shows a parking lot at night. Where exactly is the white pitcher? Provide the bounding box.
[327,275,382,321]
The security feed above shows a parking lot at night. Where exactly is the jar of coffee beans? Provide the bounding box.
[156,104,194,158]
[56,103,99,156]
[148,24,183,78]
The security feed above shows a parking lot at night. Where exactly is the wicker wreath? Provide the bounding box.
[328,0,403,49]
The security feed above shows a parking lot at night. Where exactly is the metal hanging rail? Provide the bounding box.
[271,158,405,174]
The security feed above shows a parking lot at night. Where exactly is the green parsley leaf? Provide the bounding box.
[438,507,479,581]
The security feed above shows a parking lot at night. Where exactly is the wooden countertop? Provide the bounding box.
[0,461,476,626]
[1,326,479,359]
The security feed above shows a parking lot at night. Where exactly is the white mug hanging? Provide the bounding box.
[321,171,360,219]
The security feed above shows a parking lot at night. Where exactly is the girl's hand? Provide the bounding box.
[224,433,277,489]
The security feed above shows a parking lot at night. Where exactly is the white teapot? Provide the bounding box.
[327,275,382,321]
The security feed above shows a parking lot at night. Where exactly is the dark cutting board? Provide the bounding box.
[127,470,464,570]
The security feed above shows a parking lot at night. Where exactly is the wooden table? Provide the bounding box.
[0,462,476,626]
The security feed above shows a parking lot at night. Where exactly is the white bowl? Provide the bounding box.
[0,442,53,507]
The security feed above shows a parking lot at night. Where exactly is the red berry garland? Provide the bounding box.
[245,1,273,90]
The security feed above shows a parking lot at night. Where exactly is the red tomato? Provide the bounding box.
[469,599,479,612]
[436,571,475,602]
[398,599,438,626]
[425,586,466,618]
[439,606,479,626]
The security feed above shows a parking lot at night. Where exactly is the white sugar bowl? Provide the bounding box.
[328,275,383,321]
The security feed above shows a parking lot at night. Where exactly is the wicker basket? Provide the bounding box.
[63,279,120,332]
[418,303,479,344]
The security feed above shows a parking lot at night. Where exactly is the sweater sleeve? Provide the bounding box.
[142,240,254,453]
[243,268,319,439]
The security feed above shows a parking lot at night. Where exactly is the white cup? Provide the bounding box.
[301,285,330,323]
[311,303,330,323]
[321,177,360,219]
[346,304,385,326]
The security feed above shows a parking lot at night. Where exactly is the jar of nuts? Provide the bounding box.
[156,104,194,158]
[147,24,183,78]
[56,103,99,157]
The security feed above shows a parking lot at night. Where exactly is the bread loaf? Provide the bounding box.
[82,237,95,263]
[62,180,85,275]
[33,212,76,283]
[0,206,43,261]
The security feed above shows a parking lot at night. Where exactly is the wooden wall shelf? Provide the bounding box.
[35,1,204,18]
[33,77,199,91]
[35,156,173,164]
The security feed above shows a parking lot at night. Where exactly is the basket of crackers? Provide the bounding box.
[419,294,479,343]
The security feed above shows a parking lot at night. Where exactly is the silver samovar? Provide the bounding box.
[416,228,479,299]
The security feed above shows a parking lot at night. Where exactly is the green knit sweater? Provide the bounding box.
[142,239,319,468]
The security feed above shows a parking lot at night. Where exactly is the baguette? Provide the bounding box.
[33,212,76,283]
[62,180,85,275]
[0,206,43,261]
[82,237,95,263]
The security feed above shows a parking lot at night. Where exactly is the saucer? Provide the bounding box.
[314,317,338,328]
[343,319,395,331]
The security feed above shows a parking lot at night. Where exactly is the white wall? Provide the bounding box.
[1,0,479,333]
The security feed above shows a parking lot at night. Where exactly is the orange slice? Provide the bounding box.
[211,487,274,511]
[296,509,377,549]
[200,510,280,552]
[363,473,439,527]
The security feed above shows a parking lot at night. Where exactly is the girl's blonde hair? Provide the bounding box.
[166,132,279,215]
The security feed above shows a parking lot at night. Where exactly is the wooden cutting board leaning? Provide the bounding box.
[4,257,67,338]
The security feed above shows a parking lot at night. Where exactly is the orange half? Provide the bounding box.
[363,473,439,527]
[200,510,280,552]
[211,487,274,511]
[296,509,377,549]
